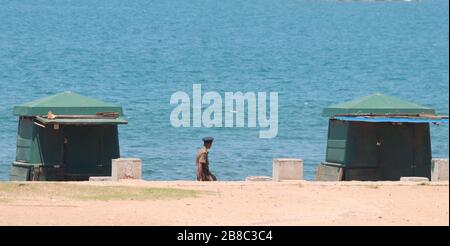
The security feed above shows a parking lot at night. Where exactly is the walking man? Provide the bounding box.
[196,137,217,181]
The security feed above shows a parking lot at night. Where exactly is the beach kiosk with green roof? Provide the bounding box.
[10,92,127,181]
[318,93,448,181]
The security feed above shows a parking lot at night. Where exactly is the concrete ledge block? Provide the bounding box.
[400,177,429,182]
[112,158,142,181]
[316,163,343,181]
[272,158,303,182]
[431,158,449,181]
[89,176,112,182]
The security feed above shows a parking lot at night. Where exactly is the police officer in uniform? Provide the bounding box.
[196,137,217,181]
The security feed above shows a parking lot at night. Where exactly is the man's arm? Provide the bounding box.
[197,162,204,181]
[197,152,207,181]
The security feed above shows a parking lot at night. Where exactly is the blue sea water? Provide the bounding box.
[0,0,448,181]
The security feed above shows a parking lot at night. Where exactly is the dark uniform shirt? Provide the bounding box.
[196,146,216,181]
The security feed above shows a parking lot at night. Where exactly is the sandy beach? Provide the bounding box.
[0,180,448,226]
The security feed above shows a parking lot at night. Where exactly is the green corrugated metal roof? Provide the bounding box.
[35,116,128,125]
[322,93,435,117]
[13,92,124,116]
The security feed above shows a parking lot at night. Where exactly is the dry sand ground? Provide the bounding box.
[0,180,448,226]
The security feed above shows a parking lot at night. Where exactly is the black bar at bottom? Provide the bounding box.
[0,226,447,244]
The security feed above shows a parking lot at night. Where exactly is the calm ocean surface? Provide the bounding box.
[0,0,448,181]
